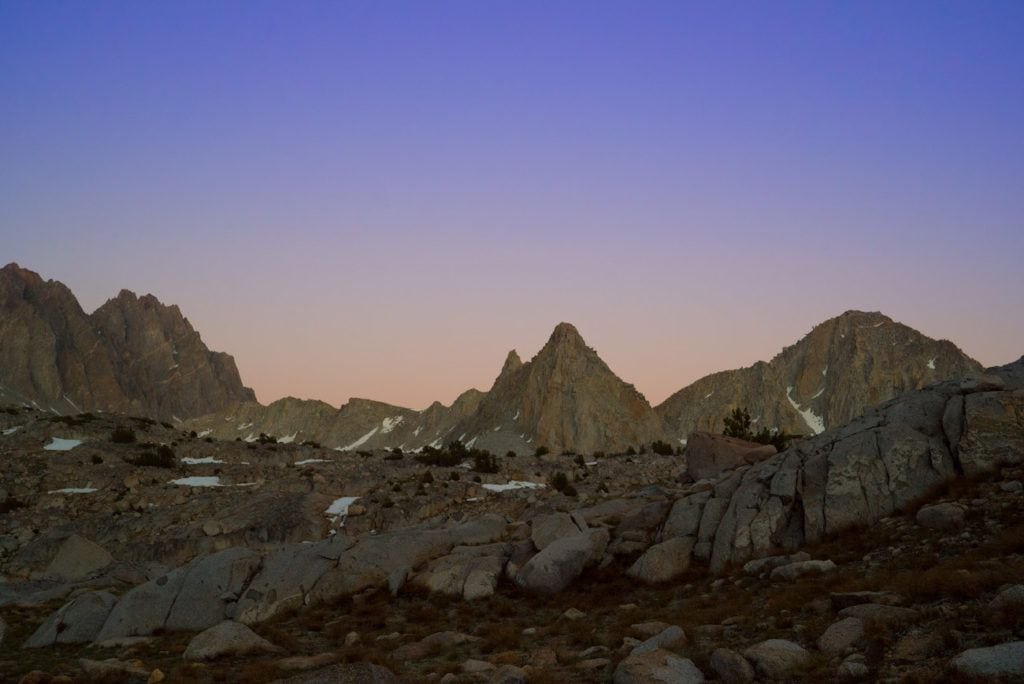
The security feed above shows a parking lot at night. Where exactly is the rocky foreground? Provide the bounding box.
[0,358,1022,682]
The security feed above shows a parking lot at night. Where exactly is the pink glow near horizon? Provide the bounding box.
[2,4,1022,409]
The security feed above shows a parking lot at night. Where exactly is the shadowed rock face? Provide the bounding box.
[0,263,254,420]
[657,310,983,441]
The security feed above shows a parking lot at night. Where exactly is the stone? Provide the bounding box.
[44,534,113,581]
[182,621,280,661]
[613,648,705,683]
[462,659,494,673]
[275,653,338,672]
[531,512,584,550]
[915,502,966,530]
[630,625,686,656]
[951,641,1024,677]
[817,617,864,656]
[661,494,708,540]
[709,648,754,682]
[990,585,1024,612]
[742,551,811,576]
[626,537,694,584]
[743,639,811,679]
[838,604,919,626]
[236,539,342,624]
[684,432,777,481]
[96,566,187,640]
[630,621,673,638]
[514,528,609,594]
[391,631,480,662]
[837,655,869,678]
[1001,480,1023,493]
[165,547,262,631]
[488,665,528,684]
[273,663,398,683]
[829,591,900,610]
[959,391,1024,475]
[563,607,585,620]
[79,658,149,679]
[410,543,508,601]
[24,591,118,647]
[770,559,836,581]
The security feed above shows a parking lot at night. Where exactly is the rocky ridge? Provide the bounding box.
[0,264,254,421]
[187,323,669,455]
[656,310,983,441]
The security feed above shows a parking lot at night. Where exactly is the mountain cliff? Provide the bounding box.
[187,323,668,455]
[0,263,254,420]
[655,310,983,441]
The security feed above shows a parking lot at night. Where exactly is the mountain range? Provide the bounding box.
[0,263,986,452]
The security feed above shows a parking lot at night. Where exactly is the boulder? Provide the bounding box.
[530,512,584,551]
[661,493,708,540]
[411,544,508,601]
[743,552,811,577]
[488,665,529,684]
[770,559,836,581]
[273,663,398,683]
[709,648,754,682]
[78,658,149,679]
[817,617,864,656]
[959,391,1024,475]
[630,625,686,656]
[915,503,966,530]
[684,432,776,481]
[514,528,609,594]
[613,648,705,683]
[838,604,919,627]
[165,547,262,631]
[626,537,694,584]
[96,567,188,640]
[990,585,1024,612]
[951,641,1024,677]
[236,539,342,624]
[743,639,810,679]
[24,591,118,647]
[182,620,280,661]
[44,535,112,581]
[391,631,480,662]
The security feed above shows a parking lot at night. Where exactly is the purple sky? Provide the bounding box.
[2,2,1022,409]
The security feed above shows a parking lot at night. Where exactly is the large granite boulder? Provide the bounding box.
[514,528,609,594]
[684,432,776,481]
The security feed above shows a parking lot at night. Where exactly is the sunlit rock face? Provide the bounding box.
[656,310,983,441]
[0,263,254,420]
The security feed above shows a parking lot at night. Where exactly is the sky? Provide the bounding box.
[2,1,1022,409]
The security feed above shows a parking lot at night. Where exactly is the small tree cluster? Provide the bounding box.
[723,407,799,451]
[549,471,577,497]
[110,427,137,444]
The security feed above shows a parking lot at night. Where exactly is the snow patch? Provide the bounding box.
[413,426,422,436]
[340,427,379,451]
[786,386,826,435]
[512,410,520,420]
[237,422,253,430]
[678,437,688,445]
[481,480,546,493]
[44,438,82,451]
[465,436,478,449]
[822,366,828,377]
[927,357,936,370]
[3,426,21,436]
[325,496,359,525]
[197,429,212,438]
[295,459,331,465]
[48,486,97,494]
[243,433,257,443]
[170,476,222,487]
[278,432,297,444]
[181,456,224,465]
[380,416,403,434]
[811,388,825,399]
[704,391,714,399]
[63,395,81,412]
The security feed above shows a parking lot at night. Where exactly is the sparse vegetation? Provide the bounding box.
[534,446,550,457]
[723,407,800,451]
[109,426,137,443]
[126,444,175,468]
[650,439,674,456]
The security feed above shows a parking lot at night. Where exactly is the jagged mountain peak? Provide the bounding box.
[543,322,588,351]
[499,350,523,378]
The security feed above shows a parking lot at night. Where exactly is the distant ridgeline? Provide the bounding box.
[0,264,985,452]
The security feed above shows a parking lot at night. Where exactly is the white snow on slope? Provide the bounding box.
[49,486,97,494]
[704,391,714,399]
[3,426,21,436]
[822,366,828,377]
[786,386,826,435]
[927,357,936,370]
[325,496,359,524]
[381,416,403,434]
[197,429,212,438]
[181,456,224,465]
[243,433,257,443]
[339,427,379,451]
[278,433,298,444]
[465,436,478,449]
[811,388,825,399]
[170,476,222,487]
[295,459,331,465]
[481,480,546,493]
[44,438,82,451]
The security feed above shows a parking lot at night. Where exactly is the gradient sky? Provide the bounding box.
[2,2,1022,409]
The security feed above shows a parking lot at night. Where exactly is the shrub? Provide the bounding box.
[110,427,136,444]
[650,440,674,456]
[723,407,799,450]
[449,471,460,481]
[625,446,637,456]
[534,446,550,458]
[420,471,434,484]
[384,450,404,461]
[550,471,569,492]
[126,444,175,468]
[301,440,321,448]
[91,454,103,464]
[257,432,277,444]
[472,451,499,474]
[505,450,516,458]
